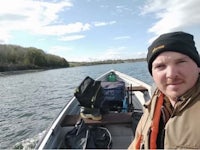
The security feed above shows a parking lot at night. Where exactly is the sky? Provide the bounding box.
[0,0,200,62]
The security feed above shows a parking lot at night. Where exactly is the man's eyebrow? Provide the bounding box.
[176,56,188,60]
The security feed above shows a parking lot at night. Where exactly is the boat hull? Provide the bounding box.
[35,70,151,149]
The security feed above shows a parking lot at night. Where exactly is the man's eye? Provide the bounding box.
[177,60,186,64]
[153,64,165,70]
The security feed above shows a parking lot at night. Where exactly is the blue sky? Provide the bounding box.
[0,0,200,62]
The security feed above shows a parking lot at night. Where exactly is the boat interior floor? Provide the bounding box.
[60,111,141,149]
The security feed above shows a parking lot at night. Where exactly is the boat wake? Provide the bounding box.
[12,130,46,149]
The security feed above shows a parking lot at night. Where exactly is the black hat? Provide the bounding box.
[147,31,200,75]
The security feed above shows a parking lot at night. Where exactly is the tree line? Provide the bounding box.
[0,44,69,72]
[69,58,146,67]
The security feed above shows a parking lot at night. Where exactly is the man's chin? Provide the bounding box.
[166,91,182,101]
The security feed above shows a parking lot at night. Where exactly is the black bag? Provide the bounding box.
[65,119,112,149]
[101,81,125,101]
[65,119,89,149]
[74,76,103,108]
[101,81,126,112]
[90,126,112,149]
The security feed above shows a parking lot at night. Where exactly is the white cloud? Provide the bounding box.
[63,46,147,62]
[0,29,12,44]
[88,46,146,61]
[142,0,200,36]
[59,35,85,41]
[93,21,116,27]
[0,0,73,43]
[115,5,133,14]
[48,45,72,56]
[95,47,127,60]
[0,0,72,25]
[33,22,91,36]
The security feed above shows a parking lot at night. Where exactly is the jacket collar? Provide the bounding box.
[145,76,200,116]
[173,76,200,114]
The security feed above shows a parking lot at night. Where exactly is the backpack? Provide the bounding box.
[74,76,103,108]
[65,119,112,149]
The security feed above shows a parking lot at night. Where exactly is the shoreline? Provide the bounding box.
[0,69,46,76]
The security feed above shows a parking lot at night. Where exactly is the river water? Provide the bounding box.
[0,62,153,149]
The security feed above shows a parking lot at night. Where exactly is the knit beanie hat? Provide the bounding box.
[147,31,200,75]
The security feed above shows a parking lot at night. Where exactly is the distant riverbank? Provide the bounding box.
[69,58,146,67]
[0,58,146,75]
[0,69,46,76]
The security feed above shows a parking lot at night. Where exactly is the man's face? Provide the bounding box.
[152,51,200,101]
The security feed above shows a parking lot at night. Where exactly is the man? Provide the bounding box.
[128,31,200,149]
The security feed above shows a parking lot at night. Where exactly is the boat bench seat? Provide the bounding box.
[126,85,148,92]
[61,112,132,127]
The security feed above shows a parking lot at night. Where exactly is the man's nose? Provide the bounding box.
[166,65,178,79]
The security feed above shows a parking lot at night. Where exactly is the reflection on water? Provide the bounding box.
[0,62,153,149]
